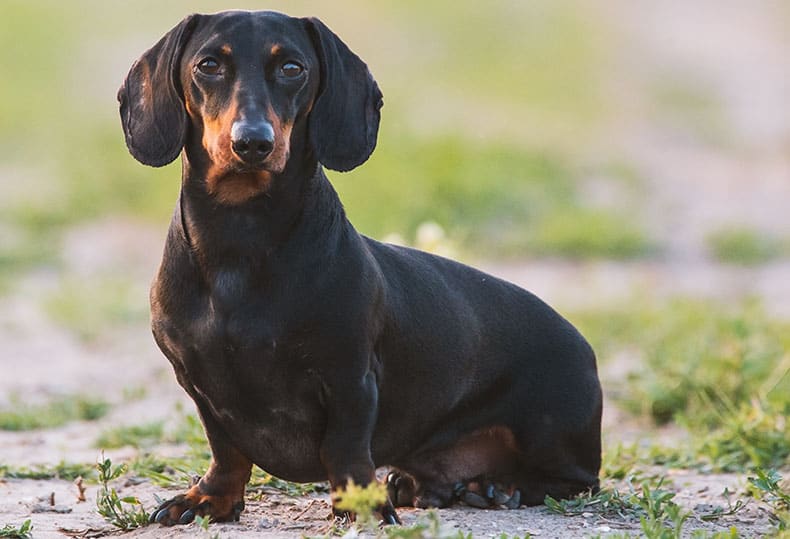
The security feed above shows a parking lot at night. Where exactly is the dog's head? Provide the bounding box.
[118,11,383,204]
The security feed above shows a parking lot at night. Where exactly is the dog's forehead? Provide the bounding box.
[190,11,312,55]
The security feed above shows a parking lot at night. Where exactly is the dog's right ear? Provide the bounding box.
[118,14,201,167]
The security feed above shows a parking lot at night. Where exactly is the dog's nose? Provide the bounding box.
[231,121,275,163]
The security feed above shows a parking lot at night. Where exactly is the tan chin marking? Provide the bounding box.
[206,171,273,205]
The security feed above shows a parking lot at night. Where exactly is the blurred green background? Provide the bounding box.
[0,0,653,275]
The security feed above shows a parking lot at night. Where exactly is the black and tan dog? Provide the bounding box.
[119,10,602,526]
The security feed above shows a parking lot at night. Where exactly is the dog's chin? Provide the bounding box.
[207,162,277,205]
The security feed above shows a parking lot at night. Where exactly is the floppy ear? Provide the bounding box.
[303,17,383,172]
[118,14,201,167]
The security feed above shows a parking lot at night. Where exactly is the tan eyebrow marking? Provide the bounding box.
[270,44,282,55]
[220,44,232,54]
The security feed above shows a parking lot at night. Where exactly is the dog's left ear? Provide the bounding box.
[118,14,202,167]
[303,17,383,172]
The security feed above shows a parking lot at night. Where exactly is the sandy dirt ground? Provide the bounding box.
[1,0,789,537]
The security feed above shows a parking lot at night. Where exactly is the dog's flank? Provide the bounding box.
[119,10,602,526]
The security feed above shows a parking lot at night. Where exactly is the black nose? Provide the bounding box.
[230,121,275,163]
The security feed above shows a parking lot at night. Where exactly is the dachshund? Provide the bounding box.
[118,10,602,526]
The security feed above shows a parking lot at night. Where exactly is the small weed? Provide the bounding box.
[96,455,149,530]
[332,479,388,529]
[129,453,191,487]
[695,487,749,523]
[637,482,689,539]
[0,394,109,431]
[194,514,211,531]
[546,478,689,538]
[696,399,790,471]
[0,519,32,539]
[748,469,790,531]
[193,514,221,539]
[545,486,637,518]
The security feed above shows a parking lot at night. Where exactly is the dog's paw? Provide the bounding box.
[386,471,417,507]
[454,481,521,509]
[150,484,245,526]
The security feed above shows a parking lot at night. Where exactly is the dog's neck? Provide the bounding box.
[175,155,346,277]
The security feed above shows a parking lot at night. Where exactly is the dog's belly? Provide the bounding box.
[207,392,328,483]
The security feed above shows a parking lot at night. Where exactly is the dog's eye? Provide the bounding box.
[280,61,304,78]
[196,58,221,75]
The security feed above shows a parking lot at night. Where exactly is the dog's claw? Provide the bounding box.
[382,507,401,526]
[154,508,169,524]
[385,471,401,499]
[232,501,245,521]
[504,489,521,509]
[178,509,195,524]
[485,484,495,500]
[461,491,490,509]
[493,488,511,506]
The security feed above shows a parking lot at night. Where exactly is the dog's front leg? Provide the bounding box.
[150,398,252,526]
[321,370,400,525]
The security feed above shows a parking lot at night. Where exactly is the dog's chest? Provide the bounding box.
[155,268,329,477]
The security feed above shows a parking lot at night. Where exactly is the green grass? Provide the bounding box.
[0,461,95,481]
[0,394,110,431]
[96,422,166,449]
[748,469,790,532]
[0,227,60,294]
[43,276,149,341]
[0,520,32,539]
[546,480,693,539]
[707,227,787,265]
[573,299,790,470]
[525,208,654,259]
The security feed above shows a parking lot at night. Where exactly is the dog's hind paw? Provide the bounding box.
[455,480,522,510]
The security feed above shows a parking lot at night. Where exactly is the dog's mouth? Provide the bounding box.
[230,160,270,174]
